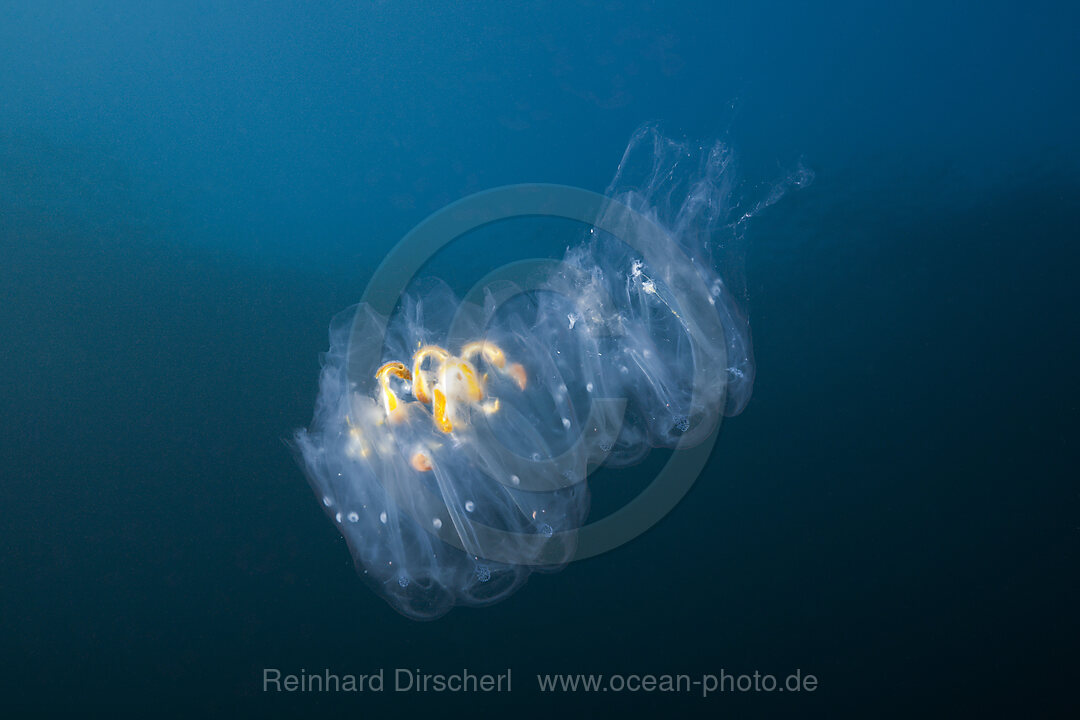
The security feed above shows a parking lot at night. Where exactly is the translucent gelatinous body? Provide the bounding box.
[293,128,789,619]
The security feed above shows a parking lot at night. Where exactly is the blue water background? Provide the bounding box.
[1,1,1077,716]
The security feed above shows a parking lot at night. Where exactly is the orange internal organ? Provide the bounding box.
[439,359,484,404]
[411,345,449,405]
[410,451,433,472]
[375,361,411,416]
[506,362,527,391]
[432,388,453,433]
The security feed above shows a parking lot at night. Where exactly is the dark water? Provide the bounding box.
[2,1,1078,716]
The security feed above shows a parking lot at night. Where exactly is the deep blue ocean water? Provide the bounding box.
[2,1,1078,716]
